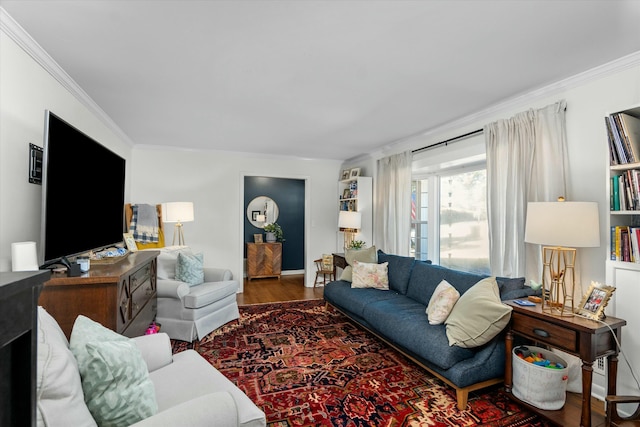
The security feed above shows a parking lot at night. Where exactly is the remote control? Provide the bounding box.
[513,299,535,306]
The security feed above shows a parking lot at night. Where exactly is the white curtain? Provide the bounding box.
[374,151,413,255]
[485,100,568,279]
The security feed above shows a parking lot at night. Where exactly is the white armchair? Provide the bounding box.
[154,246,240,342]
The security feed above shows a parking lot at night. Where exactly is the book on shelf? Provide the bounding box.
[611,225,640,263]
[607,112,640,165]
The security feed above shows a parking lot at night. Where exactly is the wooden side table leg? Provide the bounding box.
[505,329,513,393]
[607,354,618,397]
[581,361,593,427]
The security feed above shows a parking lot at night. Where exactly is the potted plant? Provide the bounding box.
[348,240,366,250]
[263,223,285,243]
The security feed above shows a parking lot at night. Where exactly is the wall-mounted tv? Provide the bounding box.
[40,111,126,265]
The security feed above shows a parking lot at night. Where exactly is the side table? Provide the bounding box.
[504,300,626,427]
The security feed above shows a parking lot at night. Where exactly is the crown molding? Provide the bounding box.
[0,7,134,146]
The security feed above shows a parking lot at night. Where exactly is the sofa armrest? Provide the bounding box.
[131,333,173,372]
[203,267,233,282]
[130,392,238,427]
[157,278,191,299]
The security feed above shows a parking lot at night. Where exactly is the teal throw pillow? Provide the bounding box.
[175,251,204,286]
[70,316,157,427]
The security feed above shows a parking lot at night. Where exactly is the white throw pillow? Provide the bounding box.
[36,307,97,427]
[351,261,389,290]
[426,280,460,325]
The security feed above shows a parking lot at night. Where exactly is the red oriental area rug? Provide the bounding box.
[171,299,550,427]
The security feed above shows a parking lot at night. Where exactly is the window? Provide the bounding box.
[411,134,489,274]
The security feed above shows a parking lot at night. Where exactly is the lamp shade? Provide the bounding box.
[11,241,39,271]
[163,202,194,223]
[256,214,266,222]
[338,211,362,230]
[525,201,600,248]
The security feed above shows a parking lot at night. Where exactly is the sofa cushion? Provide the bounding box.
[324,280,403,319]
[36,307,97,427]
[406,262,486,306]
[183,280,238,309]
[363,297,475,370]
[70,316,158,427]
[176,251,205,286]
[426,280,460,325]
[339,246,377,282]
[376,250,417,294]
[445,277,513,348]
[351,261,389,290]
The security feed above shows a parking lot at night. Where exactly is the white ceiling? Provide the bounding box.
[2,1,640,161]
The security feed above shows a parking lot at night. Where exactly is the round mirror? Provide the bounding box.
[247,196,279,229]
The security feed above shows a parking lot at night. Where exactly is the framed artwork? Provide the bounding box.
[253,234,263,243]
[342,189,351,199]
[123,233,138,252]
[341,170,350,180]
[251,210,261,221]
[350,167,361,178]
[575,282,615,320]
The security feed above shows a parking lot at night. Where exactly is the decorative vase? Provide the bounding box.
[265,232,276,243]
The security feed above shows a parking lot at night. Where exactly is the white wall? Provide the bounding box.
[0,26,133,270]
[129,147,341,290]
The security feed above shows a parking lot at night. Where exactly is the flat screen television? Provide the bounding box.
[40,110,126,265]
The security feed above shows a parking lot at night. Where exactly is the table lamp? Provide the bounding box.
[524,199,600,316]
[163,202,194,246]
[338,211,361,251]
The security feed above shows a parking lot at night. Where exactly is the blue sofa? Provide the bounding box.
[323,250,538,410]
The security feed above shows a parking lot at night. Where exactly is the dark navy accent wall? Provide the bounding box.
[244,177,305,270]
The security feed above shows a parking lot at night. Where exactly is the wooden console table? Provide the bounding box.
[39,251,158,339]
[1,270,50,427]
[504,300,626,427]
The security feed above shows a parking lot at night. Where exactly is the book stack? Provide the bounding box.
[610,226,640,263]
[606,112,640,165]
[611,169,640,211]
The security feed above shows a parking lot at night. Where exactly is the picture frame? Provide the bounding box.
[253,234,263,243]
[123,232,138,252]
[349,167,361,178]
[342,189,351,199]
[575,282,615,320]
[340,170,351,180]
[251,210,261,221]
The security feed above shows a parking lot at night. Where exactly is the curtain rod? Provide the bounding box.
[411,128,483,154]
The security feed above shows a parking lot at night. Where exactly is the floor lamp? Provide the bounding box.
[338,211,361,251]
[163,202,194,246]
[524,199,600,316]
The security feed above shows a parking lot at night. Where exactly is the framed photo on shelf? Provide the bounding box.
[253,234,263,243]
[123,233,138,252]
[349,167,361,178]
[575,282,615,320]
[342,189,351,199]
[341,170,350,180]
[251,210,261,221]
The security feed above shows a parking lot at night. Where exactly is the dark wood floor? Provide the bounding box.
[237,274,324,305]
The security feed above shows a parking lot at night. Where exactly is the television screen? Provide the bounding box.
[41,111,126,264]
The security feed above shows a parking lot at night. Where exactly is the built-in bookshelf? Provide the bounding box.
[607,106,640,265]
[337,176,372,249]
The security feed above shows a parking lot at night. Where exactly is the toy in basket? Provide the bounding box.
[512,345,569,410]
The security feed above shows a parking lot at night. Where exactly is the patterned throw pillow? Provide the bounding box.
[339,246,377,282]
[351,260,389,290]
[69,316,157,427]
[175,251,204,286]
[426,280,460,325]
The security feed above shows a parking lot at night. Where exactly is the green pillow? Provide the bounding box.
[175,251,204,286]
[445,277,512,348]
[70,316,157,427]
[339,246,377,282]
